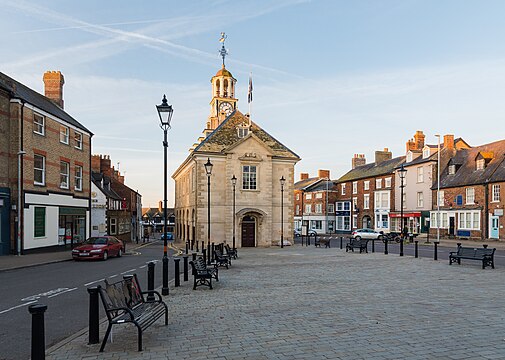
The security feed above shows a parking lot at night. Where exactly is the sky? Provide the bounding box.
[2,0,505,207]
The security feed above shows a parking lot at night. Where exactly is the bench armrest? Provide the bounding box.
[140,290,164,302]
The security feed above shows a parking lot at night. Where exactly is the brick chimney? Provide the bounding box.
[414,130,425,150]
[443,134,454,150]
[100,155,112,178]
[91,155,101,173]
[352,154,366,169]
[405,138,416,152]
[375,148,392,164]
[300,173,309,180]
[43,71,64,108]
[318,169,330,179]
[158,201,163,212]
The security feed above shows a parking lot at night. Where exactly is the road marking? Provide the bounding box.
[120,268,136,275]
[109,274,118,278]
[0,300,37,315]
[48,287,77,298]
[84,278,105,287]
[21,288,72,301]
[139,265,147,268]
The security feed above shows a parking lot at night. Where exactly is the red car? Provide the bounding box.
[72,236,124,261]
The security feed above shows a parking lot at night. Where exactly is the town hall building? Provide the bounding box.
[172,35,300,248]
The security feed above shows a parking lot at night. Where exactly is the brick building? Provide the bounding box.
[429,139,505,240]
[0,71,92,254]
[337,150,404,232]
[91,155,142,244]
[293,170,337,234]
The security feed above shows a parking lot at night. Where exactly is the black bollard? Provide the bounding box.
[340,236,343,249]
[87,287,100,344]
[192,253,197,261]
[186,241,189,254]
[174,258,180,287]
[372,239,375,253]
[434,242,438,261]
[191,239,194,251]
[147,261,155,301]
[183,255,189,282]
[400,238,404,257]
[203,248,207,265]
[196,240,199,252]
[415,241,419,258]
[483,244,488,249]
[202,241,205,254]
[29,303,47,360]
[212,243,215,262]
[384,239,388,255]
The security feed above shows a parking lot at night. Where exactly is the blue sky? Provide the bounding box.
[2,0,505,206]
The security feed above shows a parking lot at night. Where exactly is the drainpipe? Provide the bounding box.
[17,100,26,256]
[484,182,489,240]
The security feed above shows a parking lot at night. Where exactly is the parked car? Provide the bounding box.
[294,229,317,236]
[160,232,174,240]
[294,229,301,237]
[351,228,384,240]
[72,236,124,261]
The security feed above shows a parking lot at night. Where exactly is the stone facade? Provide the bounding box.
[173,62,299,248]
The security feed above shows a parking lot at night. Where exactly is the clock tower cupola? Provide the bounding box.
[207,32,238,131]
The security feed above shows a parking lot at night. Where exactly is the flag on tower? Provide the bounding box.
[248,73,253,103]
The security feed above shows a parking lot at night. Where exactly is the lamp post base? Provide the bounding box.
[162,255,169,296]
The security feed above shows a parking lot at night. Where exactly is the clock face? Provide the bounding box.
[219,101,233,116]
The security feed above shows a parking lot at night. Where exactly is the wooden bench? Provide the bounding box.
[190,257,219,290]
[225,244,238,259]
[214,248,231,268]
[98,274,168,352]
[449,245,496,269]
[346,238,369,253]
[315,237,331,248]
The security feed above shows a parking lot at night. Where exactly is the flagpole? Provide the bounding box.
[248,72,253,126]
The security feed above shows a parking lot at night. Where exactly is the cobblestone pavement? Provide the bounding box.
[47,245,505,359]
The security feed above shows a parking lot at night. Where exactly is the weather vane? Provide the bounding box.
[219,32,228,67]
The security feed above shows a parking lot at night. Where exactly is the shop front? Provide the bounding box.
[389,212,422,234]
[59,207,87,246]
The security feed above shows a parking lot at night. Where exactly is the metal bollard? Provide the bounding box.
[384,239,388,255]
[87,287,100,344]
[174,258,180,287]
[400,238,404,257]
[196,240,199,252]
[192,253,197,261]
[147,261,156,301]
[415,241,418,258]
[29,303,47,360]
[191,240,195,251]
[434,242,438,261]
[483,244,488,249]
[186,241,189,254]
[183,255,189,282]
[212,243,215,262]
[202,241,205,254]
[372,239,375,253]
[203,248,207,265]
[340,236,343,249]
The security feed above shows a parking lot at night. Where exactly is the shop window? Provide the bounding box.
[34,207,46,237]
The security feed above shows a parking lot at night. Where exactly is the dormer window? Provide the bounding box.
[406,152,413,162]
[237,123,249,138]
[448,165,456,175]
[423,148,430,159]
[476,159,485,170]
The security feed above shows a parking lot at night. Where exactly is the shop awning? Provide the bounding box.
[389,212,421,218]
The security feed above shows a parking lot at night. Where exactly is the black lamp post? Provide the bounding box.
[231,175,237,251]
[156,94,173,296]
[280,176,286,248]
[204,158,213,265]
[398,163,407,257]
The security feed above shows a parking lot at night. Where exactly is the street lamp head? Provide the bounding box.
[398,163,407,179]
[231,174,237,186]
[157,95,173,130]
[280,176,286,187]
[204,158,213,176]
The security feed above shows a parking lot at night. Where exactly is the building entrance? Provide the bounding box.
[241,215,256,247]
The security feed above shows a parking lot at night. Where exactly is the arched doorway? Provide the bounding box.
[241,215,256,247]
[362,215,372,229]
